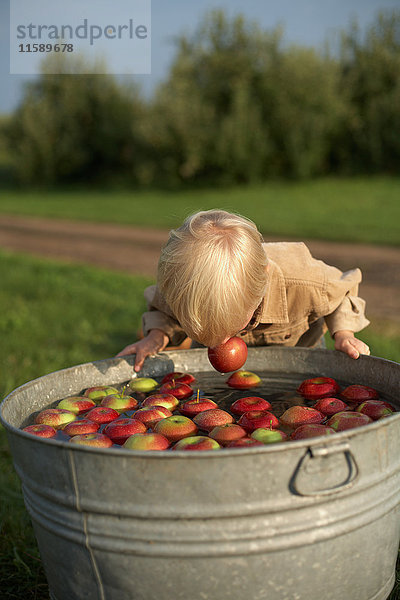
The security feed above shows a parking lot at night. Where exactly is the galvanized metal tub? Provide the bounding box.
[1,347,400,600]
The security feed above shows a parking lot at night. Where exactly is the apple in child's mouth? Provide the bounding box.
[208,337,248,373]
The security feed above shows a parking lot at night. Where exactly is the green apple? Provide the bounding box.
[128,377,159,393]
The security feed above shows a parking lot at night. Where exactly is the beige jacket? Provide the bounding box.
[142,242,370,348]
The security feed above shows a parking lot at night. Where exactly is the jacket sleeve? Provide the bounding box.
[141,285,188,345]
[323,266,370,336]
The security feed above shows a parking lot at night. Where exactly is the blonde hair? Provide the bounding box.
[157,209,267,347]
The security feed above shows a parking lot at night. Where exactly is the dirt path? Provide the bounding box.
[0,214,399,322]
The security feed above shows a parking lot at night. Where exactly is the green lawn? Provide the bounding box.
[0,176,399,246]
[0,249,400,599]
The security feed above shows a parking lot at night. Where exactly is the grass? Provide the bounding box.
[0,250,399,599]
[0,176,399,246]
[0,250,152,599]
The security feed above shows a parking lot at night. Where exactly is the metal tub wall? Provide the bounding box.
[1,348,400,600]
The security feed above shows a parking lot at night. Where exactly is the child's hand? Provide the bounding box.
[116,329,169,372]
[333,330,370,359]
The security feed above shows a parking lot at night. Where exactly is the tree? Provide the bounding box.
[6,54,145,186]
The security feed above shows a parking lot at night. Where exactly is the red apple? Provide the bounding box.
[161,372,195,385]
[356,400,394,421]
[64,419,100,436]
[133,406,173,428]
[297,377,340,400]
[226,437,264,448]
[313,397,349,417]
[179,397,218,418]
[172,436,221,451]
[84,386,119,402]
[154,415,198,442]
[85,406,120,424]
[209,423,247,446]
[208,337,248,373]
[35,408,77,429]
[100,394,138,412]
[69,433,113,447]
[57,396,96,415]
[290,424,335,440]
[226,371,261,390]
[141,393,180,411]
[22,424,57,438]
[123,432,170,451]
[250,428,288,444]
[103,418,147,445]
[238,410,279,433]
[279,406,325,429]
[159,381,193,400]
[327,411,373,431]
[341,384,380,403]
[230,396,272,416]
[193,409,234,432]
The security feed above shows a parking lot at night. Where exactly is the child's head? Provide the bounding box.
[157,209,267,347]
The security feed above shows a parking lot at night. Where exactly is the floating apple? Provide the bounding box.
[22,424,57,438]
[193,409,234,432]
[123,432,170,451]
[100,394,138,412]
[341,384,380,403]
[356,400,394,421]
[226,437,264,448]
[103,418,147,445]
[226,371,261,390]
[85,406,120,424]
[159,381,193,400]
[35,408,77,429]
[154,415,198,442]
[297,377,340,400]
[238,410,279,433]
[69,433,113,447]
[313,397,349,417]
[279,406,325,429]
[290,424,335,440]
[327,411,373,431]
[179,397,218,418]
[57,396,96,415]
[172,436,221,451]
[209,423,247,446]
[230,396,272,416]
[128,378,159,393]
[161,372,195,385]
[250,428,288,444]
[84,386,119,402]
[64,419,100,436]
[133,406,173,428]
[141,393,180,411]
[208,337,248,373]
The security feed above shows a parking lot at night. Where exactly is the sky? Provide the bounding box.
[1,0,399,114]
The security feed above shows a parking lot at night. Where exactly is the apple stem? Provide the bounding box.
[196,389,200,403]
[269,419,273,430]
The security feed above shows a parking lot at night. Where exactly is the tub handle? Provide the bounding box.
[290,442,359,497]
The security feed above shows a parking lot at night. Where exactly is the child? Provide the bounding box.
[117,210,370,372]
